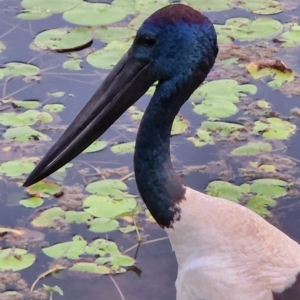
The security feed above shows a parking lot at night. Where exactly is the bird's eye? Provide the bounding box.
[138,35,156,47]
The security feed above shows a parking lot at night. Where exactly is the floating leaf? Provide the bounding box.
[84,140,107,153]
[31,207,65,227]
[70,262,110,274]
[12,100,40,109]
[43,104,65,112]
[201,121,244,136]
[206,181,250,203]
[193,99,238,118]
[26,181,62,198]
[42,236,87,259]
[2,62,39,77]
[253,118,296,140]
[250,178,288,198]
[63,59,82,71]
[50,163,73,181]
[119,225,135,233]
[231,142,272,156]
[17,8,52,20]
[171,116,189,135]
[32,28,92,51]
[215,17,283,43]
[65,211,92,224]
[187,129,214,147]
[135,0,169,14]
[0,248,35,271]
[87,41,130,69]
[19,197,44,208]
[93,27,135,43]
[0,160,35,176]
[193,79,257,103]
[247,195,276,217]
[3,126,51,142]
[238,0,283,14]
[42,285,63,297]
[281,24,300,48]
[247,60,294,87]
[63,2,126,26]
[89,218,119,233]
[84,195,137,219]
[111,141,135,154]
[128,14,148,30]
[86,179,128,195]
[185,0,232,11]
[21,0,82,13]
[49,92,65,98]
[0,110,52,127]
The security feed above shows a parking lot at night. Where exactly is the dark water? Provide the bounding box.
[1,1,300,299]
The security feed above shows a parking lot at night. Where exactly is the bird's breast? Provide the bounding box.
[165,187,300,300]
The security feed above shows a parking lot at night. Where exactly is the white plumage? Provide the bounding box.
[167,187,300,299]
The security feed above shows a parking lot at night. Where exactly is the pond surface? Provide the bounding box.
[1,0,300,299]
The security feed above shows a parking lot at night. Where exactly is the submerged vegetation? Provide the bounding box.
[0,0,300,299]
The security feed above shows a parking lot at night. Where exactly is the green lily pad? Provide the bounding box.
[237,0,283,14]
[128,106,144,121]
[128,14,148,30]
[3,126,51,142]
[193,79,257,103]
[63,59,82,70]
[250,178,288,198]
[26,181,62,198]
[2,63,39,77]
[21,0,81,13]
[43,104,65,112]
[135,0,169,14]
[32,28,92,51]
[281,24,300,48]
[31,207,65,227]
[19,197,44,208]
[86,179,128,195]
[0,160,35,176]
[206,181,250,203]
[12,100,40,109]
[193,99,238,118]
[84,195,137,219]
[253,118,296,140]
[119,225,136,233]
[247,60,294,87]
[0,110,52,127]
[70,262,110,274]
[247,195,276,217]
[50,163,73,181]
[0,248,35,271]
[65,211,92,224]
[215,17,283,43]
[43,236,87,259]
[87,41,131,69]
[201,121,244,136]
[93,27,135,43]
[17,9,52,20]
[42,285,63,297]
[171,116,189,135]
[84,140,107,153]
[112,0,136,14]
[187,129,214,147]
[96,254,135,269]
[49,91,65,98]
[111,141,135,154]
[231,142,272,156]
[89,218,119,233]
[185,0,232,11]
[63,2,126,26]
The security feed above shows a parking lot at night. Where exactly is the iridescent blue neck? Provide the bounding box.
[134,80,185,228]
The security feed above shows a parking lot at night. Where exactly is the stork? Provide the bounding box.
[24,4,300,300]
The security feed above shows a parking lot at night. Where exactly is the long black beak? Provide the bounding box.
[24,51,155,187]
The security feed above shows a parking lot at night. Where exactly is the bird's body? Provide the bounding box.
[24,4,300,299]
[167,187,300,299]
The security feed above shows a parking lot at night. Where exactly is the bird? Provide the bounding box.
[24,4,300,300]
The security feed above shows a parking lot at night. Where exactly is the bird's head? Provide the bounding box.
[24,4,218,186]
[132,4,218,82]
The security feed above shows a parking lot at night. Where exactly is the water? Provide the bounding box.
[1,1,300,299]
